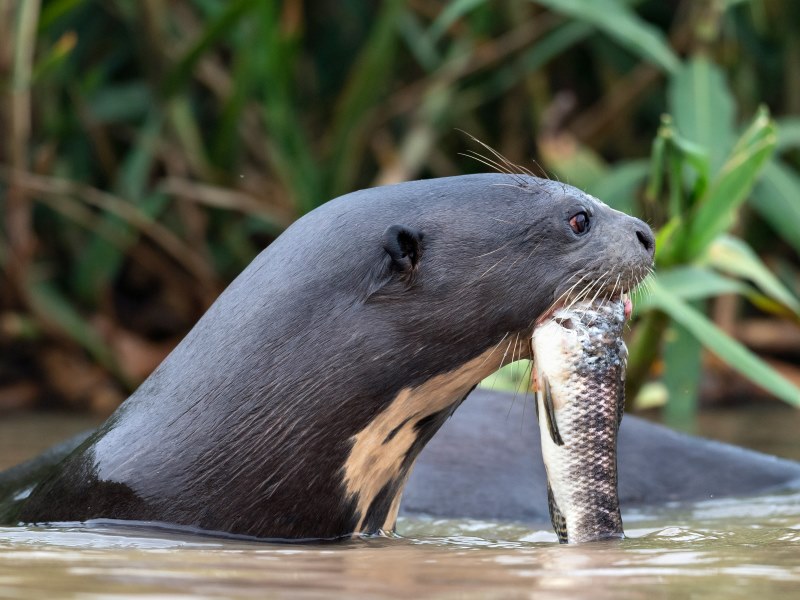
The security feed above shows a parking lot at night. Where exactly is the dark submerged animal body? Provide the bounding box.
[13,174,656,540]
[403,389,800,522]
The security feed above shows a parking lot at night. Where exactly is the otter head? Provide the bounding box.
[362,175,653,359]
[338,174,653,535]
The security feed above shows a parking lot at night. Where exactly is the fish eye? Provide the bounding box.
[569,211,590,235]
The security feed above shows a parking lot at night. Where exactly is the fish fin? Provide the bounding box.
[542,375,564,446]
[547,482,569,544]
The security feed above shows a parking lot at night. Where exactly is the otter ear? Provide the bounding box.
[382,225,423,273]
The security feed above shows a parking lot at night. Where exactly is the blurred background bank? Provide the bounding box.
[0,0,799,462]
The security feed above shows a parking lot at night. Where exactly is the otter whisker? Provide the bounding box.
[548,270,592,318]
[492,334,518,393]
[518,357,534,436]
[529,158,555,182]
[473,239,514,260]
[506,332,523,421]
[569,272,605,323]
[483,143,535,179]
[506,236,547,276]
[476,331,511,372]
[588,270,613,305]
[459,150,529,189]
[457,130,537,188]
[555,271,590,308]
[502,252,526,276]
[564,274,597,312]
[499,334,516,370]
[611,273,622,303]
[507,336,534,435]
[460,151,517,177]
[523,231,561,270]
[567,269,610,315]
[491,182,533,191]
[476,254,510,281]
[459,131,531,176]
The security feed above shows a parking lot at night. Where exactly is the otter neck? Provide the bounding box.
[341,335,530,535]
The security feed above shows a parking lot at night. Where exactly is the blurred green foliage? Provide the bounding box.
[1,0,799,415]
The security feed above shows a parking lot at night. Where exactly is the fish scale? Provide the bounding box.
[533,299,626,544]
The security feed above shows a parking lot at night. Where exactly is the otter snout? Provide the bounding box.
[567,205,655,301]
[630,217,655,260]
[603,212,655,268]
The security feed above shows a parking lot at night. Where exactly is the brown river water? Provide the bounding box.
[1,406,799,599]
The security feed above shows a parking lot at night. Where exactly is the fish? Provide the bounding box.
[532,297,628,544]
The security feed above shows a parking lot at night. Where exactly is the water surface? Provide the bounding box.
[1,409,798,598]
[1,492,799,599]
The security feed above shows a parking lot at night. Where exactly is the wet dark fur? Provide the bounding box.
[12,174,654,540]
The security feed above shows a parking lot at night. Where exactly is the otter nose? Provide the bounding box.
[632,218,655,258]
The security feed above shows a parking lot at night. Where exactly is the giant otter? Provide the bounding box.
[7,174,660,539]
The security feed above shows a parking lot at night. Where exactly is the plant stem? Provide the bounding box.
[625,309,670,410]
[5,0,40,305]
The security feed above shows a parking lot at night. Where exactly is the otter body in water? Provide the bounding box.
[10,174,655,540]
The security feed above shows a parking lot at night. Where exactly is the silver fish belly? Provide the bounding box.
[532,299,627,544]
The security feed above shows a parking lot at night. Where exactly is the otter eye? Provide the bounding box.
[569,211,590,235]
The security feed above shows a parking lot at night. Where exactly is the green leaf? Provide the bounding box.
[653,215,682,265]
[667,139,685,219]
[38,0,86,30]
[645,116,710,230]
[585,160,648,214]
[428,0,486,43]
[517,21,594,71]
[327,0,403,197]
[633,381,668,410]
[534,0,680,74]
[662,321,702,429]
[668,126,711,192]
[542,138,608,191]
[256,2,322,213]
[645,122,668,202]
[86,82,152,124]
[703,234,800,314]
[668,55,735,173]
[636,265,748,309]
[31,30,77,83]
[399,9,440,71]
[637,263,792,322]
[12,0,40,93]
[162,0,254,97]
[752,161,800,255]
[685,107,777,258]
[480,360,532,393]
[167,97,214,179]
[463,21,594,109]
[210,33,256,169]
[774,117,800,153]
[648,277,800,407]
[73,114,165,304]
[28,282,124,382]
